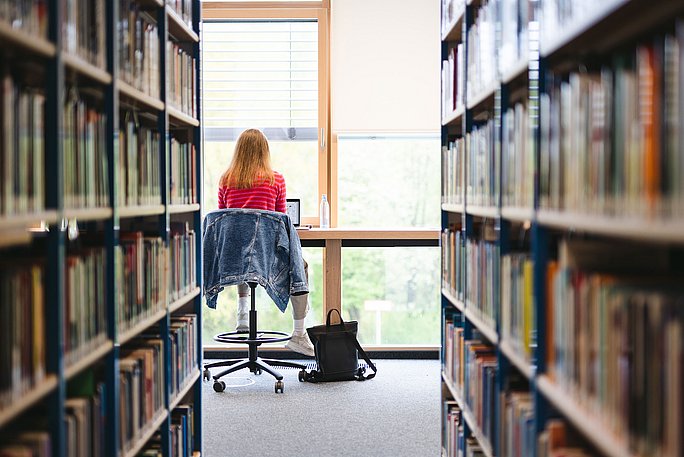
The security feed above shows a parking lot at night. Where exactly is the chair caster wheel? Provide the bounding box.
[275,380,284,393]
[203,369,211,381]
[254,368,262,375]
[213,380,226,393]
[298,370,307,382]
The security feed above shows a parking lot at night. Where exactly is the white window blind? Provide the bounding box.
[202,20,318,141]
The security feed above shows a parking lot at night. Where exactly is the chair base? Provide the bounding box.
[203,281,307,393]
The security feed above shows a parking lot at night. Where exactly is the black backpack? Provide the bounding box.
[300,309,377,382]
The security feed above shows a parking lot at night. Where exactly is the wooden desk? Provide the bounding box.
[295,228,440,316]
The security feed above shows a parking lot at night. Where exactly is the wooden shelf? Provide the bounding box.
[537,210,684,244]
[119,205,165,218]
[118,80,164,112]
[169,287,201,314]
[442,287,465,313]
[122,410,169,457]
[0,21,55,58]
[0,375,59,429]
[501,57,528,85]
[442,105,465,127]
[168,203,200,214]
[166,6,199,43]
[442,374,494,457]
[441,7,465,42]
[118,307,168,345]
[540,0,627,58]
[464,305,498,345]
[499,339,533,380]
[0,228,32,249]
[168,106,200,127]
[170,370,200,410]
[466,205,498,219]
[63,53,111,85]
[441,203,464,214]
[536,375,633,457]
[63,207,113,221]
[501,206,534,223]
[65,339,114,380]
[0,210,59,231]
[466,80,499,111]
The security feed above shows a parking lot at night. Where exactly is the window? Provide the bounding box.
[337,134,441,228]
[341,247,440,345]
[202,16,328,219]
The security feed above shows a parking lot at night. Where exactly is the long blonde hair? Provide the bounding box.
[219,129,275,188]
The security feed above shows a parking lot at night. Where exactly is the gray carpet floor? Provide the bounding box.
[201,359,441,457]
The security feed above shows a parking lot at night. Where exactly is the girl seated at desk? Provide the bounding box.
[217,128,315,356]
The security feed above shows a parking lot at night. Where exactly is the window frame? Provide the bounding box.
[202,1,331,226]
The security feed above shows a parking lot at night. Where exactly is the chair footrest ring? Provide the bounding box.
[214,330,292,345]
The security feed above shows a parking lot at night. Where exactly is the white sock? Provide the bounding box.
[293,318,305,336]
[237,296,249,317]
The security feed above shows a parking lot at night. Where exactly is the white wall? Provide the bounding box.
[331,0,441,133]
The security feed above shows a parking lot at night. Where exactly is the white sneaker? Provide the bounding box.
[236,312,249,332]
[286,333,315,357]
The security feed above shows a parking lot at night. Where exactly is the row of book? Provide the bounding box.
[466,0,497,102]
[169,314,198,399]
[118,112,162,207]
[62,0,105,68]
[502,101,533,209]
[0,261,46,410]
[167,0,193,28]
[440,0,464,35]
[64,87,109,210]
[169,222,197,302]
[65,373,106,457]
[539,24,684,218]
[537,419,594,457]
[500,252,534,361]
[442,400,464,457]
[119,0,160,98]
[499,0,530,77]
[116,233,167,335]
[170,404,195,457]
[441,226,465,302]
[463,335,497,450]
[443,324,498,450]
[500,389,534,457]
[465,237,498,331]
[119,337,165,454]
[466,119,498,207]
[540,0,600,51]
[547,239,683,456]
[1,73,45,216]
[441,139,464,206]
[0,0,47,38]
[169,138,197,205]
[167,42,196,117]
[0,432,50,456]
[64,247,108,367]
[441,43,464,118]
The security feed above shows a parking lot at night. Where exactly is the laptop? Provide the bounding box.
[286,199,301,227]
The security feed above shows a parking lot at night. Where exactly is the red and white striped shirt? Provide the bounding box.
[218,171,287,213]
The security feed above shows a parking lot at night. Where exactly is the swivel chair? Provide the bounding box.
[203,281,307,394]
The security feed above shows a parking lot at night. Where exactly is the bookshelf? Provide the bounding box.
[441,0,684,456]
[0,1,203,457]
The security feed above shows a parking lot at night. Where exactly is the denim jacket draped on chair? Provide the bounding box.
[202,208,308,311]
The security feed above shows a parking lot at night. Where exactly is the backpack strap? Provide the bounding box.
[349,334,377,381]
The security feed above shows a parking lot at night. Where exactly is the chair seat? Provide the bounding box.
[213,329,292,345]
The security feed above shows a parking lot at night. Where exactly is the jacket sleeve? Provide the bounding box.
[285,216,308,295]
[202,213,222,308]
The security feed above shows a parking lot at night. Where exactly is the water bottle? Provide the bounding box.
[319,194,330,228]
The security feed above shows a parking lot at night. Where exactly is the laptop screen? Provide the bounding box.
[286,199,300,226]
